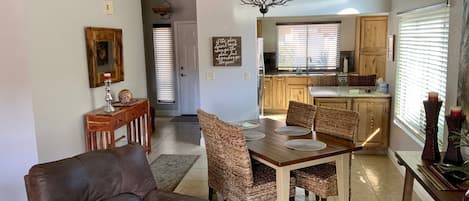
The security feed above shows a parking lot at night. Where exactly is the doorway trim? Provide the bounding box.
[173,21,200,115]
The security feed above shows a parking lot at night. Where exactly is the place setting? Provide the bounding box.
[228,120,266,141]
[275,126,327,151]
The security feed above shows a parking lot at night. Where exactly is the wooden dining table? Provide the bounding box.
[246,118,362,201]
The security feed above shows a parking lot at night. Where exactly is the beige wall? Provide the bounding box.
[387,0,463,152]
[261,15,357,53]
[24,0,148,162]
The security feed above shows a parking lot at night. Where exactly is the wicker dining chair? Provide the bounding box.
[215,118,296,201]
[294,106,359,201]
[197,109,225,201]
[286,101,316,129]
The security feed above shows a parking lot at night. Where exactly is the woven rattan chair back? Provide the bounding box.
[286,101,316,129]
[215,118,255,189]
[197,109,225,196]
[314,106,359,141]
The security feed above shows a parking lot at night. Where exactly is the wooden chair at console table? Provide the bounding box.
[85,98,152,153]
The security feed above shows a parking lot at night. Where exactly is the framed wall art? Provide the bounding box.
[85,27,124,88]
[212,36,242,66]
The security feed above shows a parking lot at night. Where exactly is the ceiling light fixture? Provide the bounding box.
[240,0,293,17]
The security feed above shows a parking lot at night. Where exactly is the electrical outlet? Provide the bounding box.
[244,72,251,80]
[206,72,214,80]
[104,0,113,15]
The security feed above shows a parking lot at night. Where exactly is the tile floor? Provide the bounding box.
[148,115,422,201]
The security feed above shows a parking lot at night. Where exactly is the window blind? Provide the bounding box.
[395,7,449,143]
[277,23,340,71]
[153,25,175,104]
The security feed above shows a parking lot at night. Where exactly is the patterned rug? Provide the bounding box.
[150,154,200,192]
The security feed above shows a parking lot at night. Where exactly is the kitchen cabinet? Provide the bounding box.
[314,98,352,110]
[355,16,388,79]
[312,95,390,154]
[272,77,287,110]
[353,98,390,153]
[286,77,309,104]
[263,77,273,109]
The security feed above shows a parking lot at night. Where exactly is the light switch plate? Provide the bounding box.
[244,72,251,80]
[206,72,214,80]
[104,0,113,15]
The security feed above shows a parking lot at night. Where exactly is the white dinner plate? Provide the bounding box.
[243,130,266,141]
[230,121,260,130]
[274,126,311,136]
[285,139,327,151]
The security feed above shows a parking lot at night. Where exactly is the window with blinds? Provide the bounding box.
[395,6,450,144]
[153,25,175,104]
[277,23,340,72]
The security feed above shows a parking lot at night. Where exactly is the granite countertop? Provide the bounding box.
[309,86,391,98]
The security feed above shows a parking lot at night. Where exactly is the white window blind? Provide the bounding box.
[153,25,175,104]
[395,6,449,143]
[277,23,340,71]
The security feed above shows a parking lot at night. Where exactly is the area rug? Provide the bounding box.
[150,154,200,192]
[170,115,199,122]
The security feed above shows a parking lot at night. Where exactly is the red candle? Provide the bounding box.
[104,73,111,80]
[450,106,462,118]
[428,92,439,102]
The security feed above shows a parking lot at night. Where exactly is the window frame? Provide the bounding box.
[276,21,341,73]
[393,5,450,145]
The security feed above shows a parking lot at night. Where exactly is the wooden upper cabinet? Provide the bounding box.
[359,16,388,54]
[257,20,262,38]
[355,16,388,79]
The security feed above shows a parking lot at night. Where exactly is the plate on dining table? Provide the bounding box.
[243,130,266,141]
[274,126,311,136]
[286,139,327,151]
[230,121,260,130]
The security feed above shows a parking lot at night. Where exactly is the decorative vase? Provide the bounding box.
[421,100,443,162]
[443,115,465,165]
[118,89,133,104]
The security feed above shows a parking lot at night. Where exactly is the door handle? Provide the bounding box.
[180,73,186,77]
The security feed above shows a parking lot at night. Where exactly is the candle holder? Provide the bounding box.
[104,78,115,113]
[422,100,443,162]
[443,115,465,165]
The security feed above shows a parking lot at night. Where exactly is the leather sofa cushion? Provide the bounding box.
[143,190,206,201]
[25,144,157,201]
[104,193,141,201]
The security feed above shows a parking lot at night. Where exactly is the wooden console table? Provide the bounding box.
[85,98,152,153]
[395,151,465,201]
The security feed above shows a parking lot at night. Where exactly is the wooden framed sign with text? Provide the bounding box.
[212,36,242,66]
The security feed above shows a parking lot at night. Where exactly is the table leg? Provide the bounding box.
[402,168,414,201]
[336,153,351,201]
[276,167,290,201]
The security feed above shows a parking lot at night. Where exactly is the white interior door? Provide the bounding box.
[175,22,199,115]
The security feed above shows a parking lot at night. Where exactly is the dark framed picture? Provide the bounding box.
[212,36,242,66]
[85,27,124,88]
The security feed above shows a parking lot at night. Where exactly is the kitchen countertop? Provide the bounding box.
[309,86,391,98]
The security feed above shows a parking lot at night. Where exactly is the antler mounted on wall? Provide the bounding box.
[240,0,293,16]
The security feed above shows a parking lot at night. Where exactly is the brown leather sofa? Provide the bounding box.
[24,144,206,201]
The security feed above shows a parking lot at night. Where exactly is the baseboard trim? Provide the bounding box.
[156,110,179,117]
[387,148,434,201]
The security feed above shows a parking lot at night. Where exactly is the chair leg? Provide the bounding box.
[315,195,320,201]
[304,189,309,199]
[208,187,214,201]
[289,197,295,201]
[321,198,327,201]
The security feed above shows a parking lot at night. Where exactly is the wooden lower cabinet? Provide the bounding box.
[353,98,390,153]
[272,77,287,110]
[263,77,273,110]
[313,97,390,154]
[314,98,352,110]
